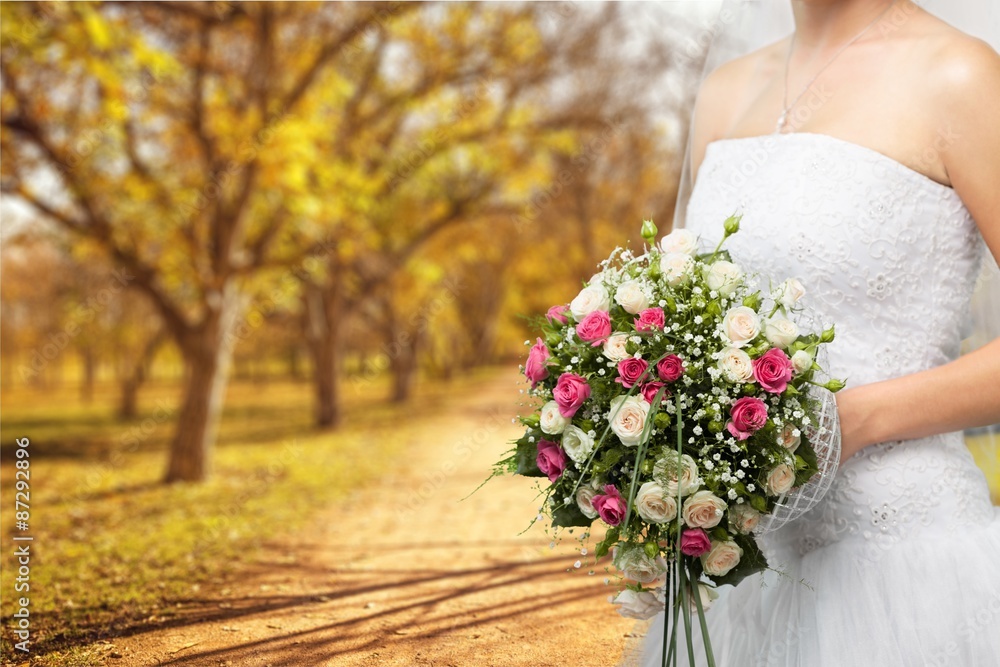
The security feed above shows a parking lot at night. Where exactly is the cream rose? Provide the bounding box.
[635,481,678,524]
[608,395,650,447]
[764,317,799,349]
[791,349,813,374]
[701,540,743,577]
[614,280,650,315]
[703,260,743,297]
[539,401,568,435]
[717,347,754,383]
[722,306,761,348]
[603,333,630,362]
[658,229,699,256]
[561,425,595,464]
[775,278,806,309]
[613,588,664,620]
[765,463,796,496]
[682,490,727,529]
[728,504,762,534]
[688,583,720,613]
[659,252,695,287]
[777,423,801,452]
[654,452,701,497]
[614,544,667,585]
[576,483,600,519]
[570,283,611,319]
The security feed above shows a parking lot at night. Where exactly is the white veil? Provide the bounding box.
[673,0,1000,448]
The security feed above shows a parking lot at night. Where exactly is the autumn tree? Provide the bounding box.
[0,1,419,481]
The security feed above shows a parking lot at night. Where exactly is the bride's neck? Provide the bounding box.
[791,0,898,50]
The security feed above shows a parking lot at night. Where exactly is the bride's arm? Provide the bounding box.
[836,38,1000,461]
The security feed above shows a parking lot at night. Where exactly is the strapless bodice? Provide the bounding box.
[686,132,984,387]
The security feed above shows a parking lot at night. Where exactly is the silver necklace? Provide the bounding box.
[777,0,898,134]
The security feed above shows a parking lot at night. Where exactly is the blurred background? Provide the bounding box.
[0,2,996,666]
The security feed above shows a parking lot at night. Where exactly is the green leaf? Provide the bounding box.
[595,527,620,558]
[552,500,594,528]
[515,431,545,477]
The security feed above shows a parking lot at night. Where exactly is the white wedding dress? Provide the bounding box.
[630,132,1000,667]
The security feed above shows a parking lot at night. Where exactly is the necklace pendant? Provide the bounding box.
[775,110,788,134]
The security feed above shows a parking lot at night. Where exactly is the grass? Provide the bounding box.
[0,370,997,665]
[0,368,507,666]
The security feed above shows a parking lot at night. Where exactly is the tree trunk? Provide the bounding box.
[304,283,343,429]
[118,330,165,421]
[163,290,241,483]
[389,325,421,403]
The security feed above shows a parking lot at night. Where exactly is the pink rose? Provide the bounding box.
[576,310,612,347]
[525,338,550,388]
[727,396,768,441]
[657,355,685,382]
[592,484,627,526]
[536,439,567,482]
[616,358,649,389]
[634,307,666,332]
[546,304,569,325]
[680,528,712,557]
[640,381,669,404]
[752,348,794,394]
[553,372,591,418]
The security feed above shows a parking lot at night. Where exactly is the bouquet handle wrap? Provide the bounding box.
[754,387,841,535]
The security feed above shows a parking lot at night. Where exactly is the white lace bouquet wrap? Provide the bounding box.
[496,218,845,667]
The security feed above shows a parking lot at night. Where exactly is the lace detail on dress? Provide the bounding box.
[686,132,991,562]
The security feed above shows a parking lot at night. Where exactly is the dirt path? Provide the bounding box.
[106,371,645,667]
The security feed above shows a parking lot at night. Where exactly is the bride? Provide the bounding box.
[632,1,1000,665]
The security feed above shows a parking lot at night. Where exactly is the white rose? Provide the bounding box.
[703,260,743,297]
[701,540,743,577]
[635,481,678,524]
[576,484,600,519]
[561,425,595,464]
[570,283,611,319]
[688,583,720,613]
[654,452,701,497]
[764,317,799,349]
[721,306,761,348]
[682,490,727,529]
[775,278,806,309]
[603,333,630,362]
[658,229,699,256]
[728,504,762,534]
[717,347,754,383]
[613,588,664,620]
[608,395,650,447]
[539,400,567,435]
[614,544,667,585]
[791,349,813,374]
[765,463,796,496]
[659,252,695,287]
[777,423,801,452]
[614,280,650,315]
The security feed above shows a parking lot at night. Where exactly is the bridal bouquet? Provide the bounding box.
[497,218,843,666]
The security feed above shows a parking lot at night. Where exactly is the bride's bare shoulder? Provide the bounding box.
[902,9,1000,89]
[691,39,787,147]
